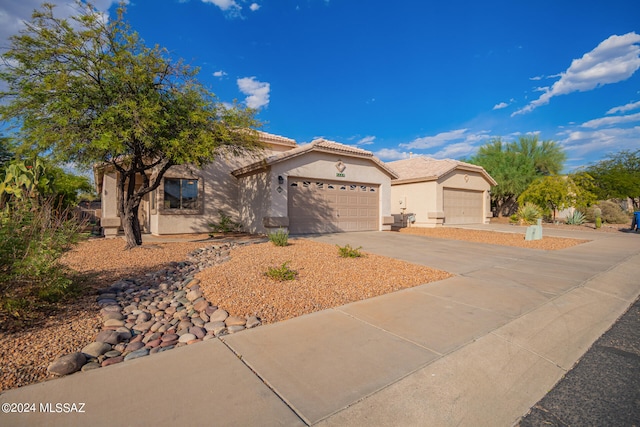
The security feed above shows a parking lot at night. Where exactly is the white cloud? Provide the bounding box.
[374,148,409,161]
[559,126,640,160]
[430,142,478,159]
[493,102,509,110]
[606,100,640,114]
[401,129,468,150]
[580,112,640,128]
[0,1,120,54]
[375,128,492,162]
[356,135,376,145]
[201,0,242,17]
[400,128,490,150]
[249,3,260,11]
[513,32,640,116]
[213,70,227,78]
[237,76,270,109]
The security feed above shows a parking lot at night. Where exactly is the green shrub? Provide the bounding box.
[337,244,364,258]
[265,261,297,281]
[514,203,542,225]
[268,228,289,246]
[565,210,586,225]
[581,201,631,224]
[209,210,242,235]
[0,197,85,317]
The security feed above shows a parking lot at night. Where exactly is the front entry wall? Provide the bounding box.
[239,152,393,234]
[288,179,379,234]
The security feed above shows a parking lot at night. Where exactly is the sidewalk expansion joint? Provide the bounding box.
[217,337,310,426]
[489,331,567,372]
[333,307,443,356]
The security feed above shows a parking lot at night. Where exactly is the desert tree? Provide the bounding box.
[584,149,640,210]
[518,174,596,221]
[0,2,262,248]
[468,136,566,216]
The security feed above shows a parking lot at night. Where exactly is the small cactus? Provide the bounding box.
[594,207,602,229]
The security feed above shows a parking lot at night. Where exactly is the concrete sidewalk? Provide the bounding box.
[1,227,639,426]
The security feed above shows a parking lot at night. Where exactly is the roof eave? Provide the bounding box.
[391,176,438,185]
[232,144,399,179]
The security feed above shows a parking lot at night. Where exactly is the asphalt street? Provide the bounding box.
[519,296,640,426]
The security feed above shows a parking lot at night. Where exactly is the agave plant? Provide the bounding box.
[565,210,586,225]
[516,203,542,225]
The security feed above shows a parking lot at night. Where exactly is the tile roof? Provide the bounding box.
[257,131,297,147]
[387,156,497,185]
[232,138,398,178]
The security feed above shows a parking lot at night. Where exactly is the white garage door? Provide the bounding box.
[288,179,379,234]
[443,188,483,224]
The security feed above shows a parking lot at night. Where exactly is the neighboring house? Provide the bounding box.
[94,132,397,237]
[387,156,497,227]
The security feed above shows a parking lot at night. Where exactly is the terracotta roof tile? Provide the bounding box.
[309,138,373,156]
[232,138,397,178]
[387,156,496,185]
[257,131,297,147]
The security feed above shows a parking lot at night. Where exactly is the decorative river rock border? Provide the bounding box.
[48,238,268,376]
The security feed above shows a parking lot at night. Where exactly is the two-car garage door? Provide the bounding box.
[443,188,484,224]
[288,178,379,234]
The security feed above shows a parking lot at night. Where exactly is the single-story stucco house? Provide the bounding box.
[94,132,398,237]
[387,156,497,227]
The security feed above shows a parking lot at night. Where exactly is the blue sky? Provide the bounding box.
[1,1,639,172]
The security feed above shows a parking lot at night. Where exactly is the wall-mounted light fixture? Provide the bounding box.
[278,175,284,185]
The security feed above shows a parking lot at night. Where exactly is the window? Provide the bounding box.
[150,189,156,213]
[164,178,198,209]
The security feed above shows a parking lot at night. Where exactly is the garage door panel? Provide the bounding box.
[288,178,379,234]
[443,188,483,224]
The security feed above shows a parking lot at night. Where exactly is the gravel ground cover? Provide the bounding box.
[398,227,588,250]
[0,226,593,391]
[0,239,208,392]
[197,239,452,324]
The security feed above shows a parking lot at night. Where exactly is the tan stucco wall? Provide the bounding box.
[390,181,440,227]
[150,156,251,235]
[100,172,121,238]
[254,151,393,234]
[99,147,394,236]
[237,171,271,234]
[391,170,493,228]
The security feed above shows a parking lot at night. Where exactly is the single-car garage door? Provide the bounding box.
[443,188,483,224]
[288,178,379,234]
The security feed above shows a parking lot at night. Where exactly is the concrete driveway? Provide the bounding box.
[1,226,639,426]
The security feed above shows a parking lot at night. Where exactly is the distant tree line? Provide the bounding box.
[466,136,639,219]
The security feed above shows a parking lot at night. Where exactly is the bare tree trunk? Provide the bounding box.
[114,156,173,249]
[122,203,142,248]
[117,171,143,249]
